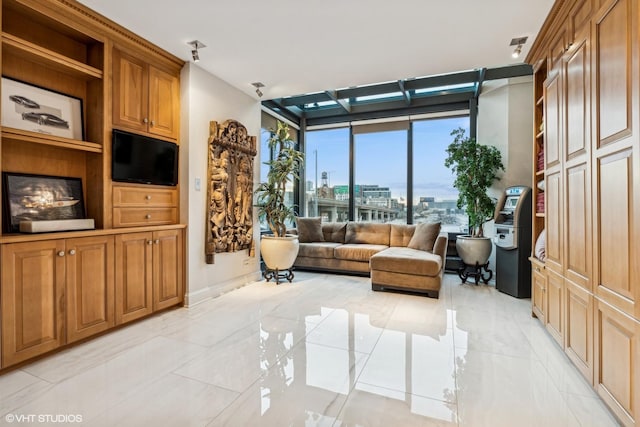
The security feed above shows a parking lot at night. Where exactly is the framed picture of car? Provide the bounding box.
[1,77,83,140]
[2,172,86,233]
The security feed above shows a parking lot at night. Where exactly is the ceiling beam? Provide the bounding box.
[325,90,351,113]
[484,64,533,80]
[278,92,332,107]
[306,102,470,127]
[398,80,411,105]
[261,100,302,125]
[336,82,402,100]
[475,68,486,98]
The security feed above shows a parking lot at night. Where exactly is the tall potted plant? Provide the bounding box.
[255,121,304,280]
[445,127,504,267]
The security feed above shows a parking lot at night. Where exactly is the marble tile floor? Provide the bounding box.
[0,272,621,427]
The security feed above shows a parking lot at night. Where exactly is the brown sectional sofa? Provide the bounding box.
[293,220,448,298]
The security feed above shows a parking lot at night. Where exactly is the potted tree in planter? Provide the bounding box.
[445,127,504,283]
[255,120,304,283]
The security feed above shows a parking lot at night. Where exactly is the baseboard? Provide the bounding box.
[184,270,262,307]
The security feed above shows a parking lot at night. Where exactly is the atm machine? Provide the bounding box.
[494,186,532,298]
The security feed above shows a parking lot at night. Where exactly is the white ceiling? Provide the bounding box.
[78,0,554,100]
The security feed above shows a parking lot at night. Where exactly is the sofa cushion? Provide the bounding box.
[297,217,324,243]
[390,224,416,247]
[334,244,388,262]
[322,222,347,243]
[370,247,442,276]
[407,222,441,252]
[298,242,342,258]
[345,223,390,245]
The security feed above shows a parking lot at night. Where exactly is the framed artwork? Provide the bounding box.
[2,172,86,233]
[1,77,84,140]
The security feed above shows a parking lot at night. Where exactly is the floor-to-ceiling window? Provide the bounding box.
[353,126,407,223]
[259,113,299,231]
[304,127,350,222]
[412,116,470,232]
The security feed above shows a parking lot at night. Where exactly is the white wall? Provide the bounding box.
[477,76,533,275]
[180,62,262,306]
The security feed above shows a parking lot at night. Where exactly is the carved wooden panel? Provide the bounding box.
[205,120,257,263]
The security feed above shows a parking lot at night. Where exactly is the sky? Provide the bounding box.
[303,116,470,203]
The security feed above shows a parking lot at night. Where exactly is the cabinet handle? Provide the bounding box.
[57,251,65,257]
[154,239,159,244]
[145,214,152,219]
[145,195,152,200]
[150,120,155,127]
[143,117,149,124]
[68,249,76,256]
[147,240,153,245]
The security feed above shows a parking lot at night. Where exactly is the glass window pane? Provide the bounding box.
[354,130,407,223]
[412,117,470,232]
[304,128,350,222]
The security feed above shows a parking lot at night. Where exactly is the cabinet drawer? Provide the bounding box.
[113,207,177,227]
[113,186,177,207]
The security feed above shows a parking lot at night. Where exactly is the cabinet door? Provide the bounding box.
[594,298,639,427]
[1,240,65,367]
[148,66,179,140]
[113,48,149,133]
[532,263,547,323]
[115,232,153,324]
[66,236,115,343]
[152,229,184,311]
[546,268,564,346]
[564,279,593,382]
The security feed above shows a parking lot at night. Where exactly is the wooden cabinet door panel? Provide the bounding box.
[1,240,65,367]
[66,236,115,343]
[595,150,633,314]
[153,229,183,311]
[565,280,593,382]
[565,163,591,289]
[594,0,632,146]
[594,299,638,426]
[532,261,547,323]
[113,49,148,133]
[115,232,153,324]
[546,268,564,346]
[148,66,178,139]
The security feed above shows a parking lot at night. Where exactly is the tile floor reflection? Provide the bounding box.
[0,273,621,426]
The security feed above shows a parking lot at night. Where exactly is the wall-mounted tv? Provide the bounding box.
[112,129,179,186]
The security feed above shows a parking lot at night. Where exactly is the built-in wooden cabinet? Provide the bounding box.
[1,240,66,367]
[65,235,115,344]
[528,0,639,424]
[113,48,179,140]
[0,0,185,371]
[112,184,178,228]
[115,228,184,324]
[531,259,547,323]
[115,232,153,324]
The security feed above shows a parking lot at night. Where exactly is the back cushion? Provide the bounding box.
[322,222,347,243]
[390,224,416,247]
[345,223,390,245]
[407,222,442,251]
[296,217,324,243]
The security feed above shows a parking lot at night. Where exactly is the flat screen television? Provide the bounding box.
[112,129,179,186]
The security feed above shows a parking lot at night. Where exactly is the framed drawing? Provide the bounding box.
[2,172,86,233]
[1,77,84,140]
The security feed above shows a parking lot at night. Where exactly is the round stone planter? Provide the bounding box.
[455,235,493,266]
[260,234,300,271]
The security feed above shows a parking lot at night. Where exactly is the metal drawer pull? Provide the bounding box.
[146,214,152,219]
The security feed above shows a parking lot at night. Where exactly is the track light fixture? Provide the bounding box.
[252,82,265,98]
[187,40,206,63]
[512,44,522,58]
[509,36,528,59]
